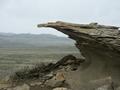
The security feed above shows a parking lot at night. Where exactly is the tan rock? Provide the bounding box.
[38,21,120,89]
[55,72,65,82]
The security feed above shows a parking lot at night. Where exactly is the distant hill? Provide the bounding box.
[0,33,75,48]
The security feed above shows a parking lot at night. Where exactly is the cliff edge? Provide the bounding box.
[37,21,120,90]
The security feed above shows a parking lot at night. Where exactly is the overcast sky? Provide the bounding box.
[0,0,120,36]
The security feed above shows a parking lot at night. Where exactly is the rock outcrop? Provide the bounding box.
[37,21,120,89]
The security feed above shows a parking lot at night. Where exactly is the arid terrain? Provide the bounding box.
[0,33,79,79]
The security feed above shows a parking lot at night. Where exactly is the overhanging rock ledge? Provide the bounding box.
[38,21,120,85]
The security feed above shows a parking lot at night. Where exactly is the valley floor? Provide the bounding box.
[0,46,80,79]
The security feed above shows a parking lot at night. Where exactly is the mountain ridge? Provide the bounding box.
[0,33,75,48]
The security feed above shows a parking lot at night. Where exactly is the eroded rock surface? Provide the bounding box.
[37,21,120,89]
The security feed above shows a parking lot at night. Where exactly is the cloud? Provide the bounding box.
[0,0,120,36]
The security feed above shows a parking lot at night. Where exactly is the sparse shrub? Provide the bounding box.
[9,54,83,84]
[10,63,50,83]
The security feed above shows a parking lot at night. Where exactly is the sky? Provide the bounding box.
[0,0,120,36]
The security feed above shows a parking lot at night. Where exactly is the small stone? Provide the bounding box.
[53,87,68,90]
[30,82,42,86]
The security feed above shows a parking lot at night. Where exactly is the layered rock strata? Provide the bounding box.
[38,21,120,86]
